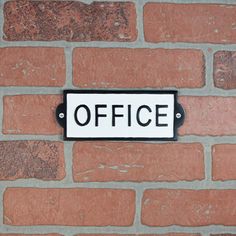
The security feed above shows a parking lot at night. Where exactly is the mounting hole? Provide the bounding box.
[59,113,64,119]
[176,113,182,119]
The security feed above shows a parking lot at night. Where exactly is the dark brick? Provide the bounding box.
[214,51,236,89]
[3,0,137,42]
[0,141,65,180]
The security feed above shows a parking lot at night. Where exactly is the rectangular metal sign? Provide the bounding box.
[56,90,184,141]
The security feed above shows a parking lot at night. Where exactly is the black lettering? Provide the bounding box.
[136,105,152,127]
[128,104,131,127]
[156,105,168,127]
[112,105,124,126]
[74,104,91,126]
[95,104,107,126]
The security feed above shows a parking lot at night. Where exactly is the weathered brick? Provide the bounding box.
[73,142,204,182]
[142,189,236,226]
[214,51,236,89]
[144,3,236,44]
[0,48,65,87]
[0,141,65,181]
[212,144,236,181]
[3,1,137,42]
[3,95,62,135]
[4,188,135,226]
[179,96,236,136]
[73,48,204,88]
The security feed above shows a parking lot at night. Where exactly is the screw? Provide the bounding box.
[176,113,181,119]
[59,113,64,119]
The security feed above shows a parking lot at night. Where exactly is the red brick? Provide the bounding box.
[144,3,236,44]
[4,188,135,226]
[73,48,204,88]
[0,141,65,181]
[3,95,62,135]
[142,189,236,226]
[214,51,236,89]
[0,48,65,87]
[179,96,236,136]
[3,1,137,42]
[73,142,204,182]
[212,144,236,181]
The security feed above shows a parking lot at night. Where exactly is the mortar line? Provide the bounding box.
[201,233,210,236]
[65,231,74,236]
[0,134,235,142]
[64,47,75,89]
[0,93,3,135]
[133,187,143,230]
[0,87,63,95]
[0,179,235,189]
[0,187,4,227]
[204,143,212,182]
[0,225,236,235]
[0,134,61,141]
[204,49,215,93]
[0,0,3,42]
[135,0,145,44]
[63,142,75,184]
[0,134,236,143]
[1,87,236,96]
[3,41,236,50]
[180,135,236,145]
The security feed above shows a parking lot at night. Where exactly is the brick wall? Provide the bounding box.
[0,0,236,236]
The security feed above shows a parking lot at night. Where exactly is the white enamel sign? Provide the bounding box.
[56,90,185,141]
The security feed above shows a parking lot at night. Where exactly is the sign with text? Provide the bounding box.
[56,90,185,141]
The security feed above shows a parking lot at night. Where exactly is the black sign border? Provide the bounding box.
[57,90,184,141]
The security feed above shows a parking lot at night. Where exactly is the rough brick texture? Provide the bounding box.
[3,95,62,134]
[142,189,236,226]
[73,48,204,88]
[4,188,135,226]
[212,144,236,181]
[0,141,65,181]
[1,0,236,233]
[73,142,204,182]
[3,1,137,42]
[0,48,65,87]
[214,51,236,89]
[144,3,236,44]
[179,96,236,136]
